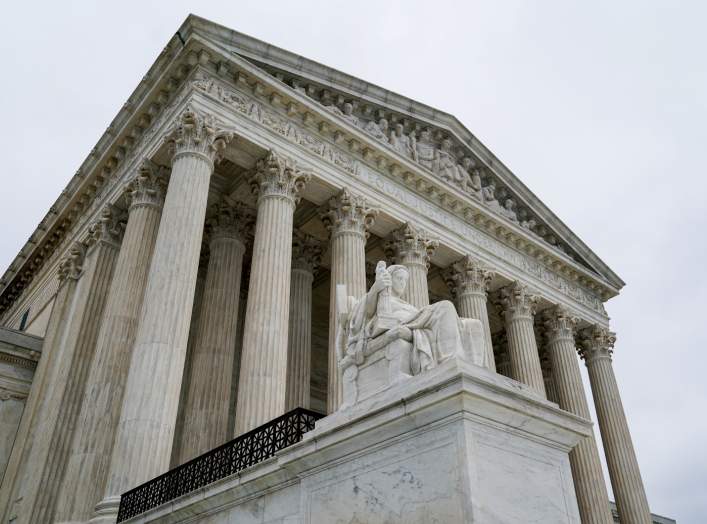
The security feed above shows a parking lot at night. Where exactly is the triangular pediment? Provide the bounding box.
[179,15,623,293]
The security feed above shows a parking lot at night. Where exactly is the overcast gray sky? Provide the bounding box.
[1,1,704,521]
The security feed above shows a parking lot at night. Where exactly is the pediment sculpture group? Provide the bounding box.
[322,102,530,227]
[336,261,486,408]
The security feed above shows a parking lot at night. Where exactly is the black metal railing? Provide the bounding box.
[117,407,323,522]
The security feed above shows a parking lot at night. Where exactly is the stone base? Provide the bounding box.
[126,358,590,523]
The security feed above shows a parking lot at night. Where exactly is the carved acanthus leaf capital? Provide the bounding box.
[127,159,168,210]
[443,255,494,297]
[494,281,539,320]
[384,222,439,269]
[248,150,311,205]
[206,199,255,244]
[543,305,580,344]
[85,205,125,251]
[578,324,616,363]
[320,188,378,238]
[291,229,323,273]
[57,241,87,282]
[166,106,234,165]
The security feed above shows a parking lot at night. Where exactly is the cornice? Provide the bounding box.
[180,14,624,291]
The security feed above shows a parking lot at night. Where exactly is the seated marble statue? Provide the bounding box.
[337,262,487,407]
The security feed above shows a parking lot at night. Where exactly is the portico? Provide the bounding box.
[0,15,654,524]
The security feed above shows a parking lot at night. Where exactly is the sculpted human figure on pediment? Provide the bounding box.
[363,117,390,143]
[482,181,502,212]
[336,260,486,409]
[501,199,519,222]
[414,128,437,171]
[340,102,361,128]
[436,138,459,183]
[389,123,416,159]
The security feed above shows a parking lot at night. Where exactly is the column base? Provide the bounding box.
[89,496,120,524]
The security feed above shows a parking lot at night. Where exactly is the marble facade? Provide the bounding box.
[0,14,658,524]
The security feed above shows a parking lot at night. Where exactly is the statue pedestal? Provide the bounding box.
[127,358,589,523]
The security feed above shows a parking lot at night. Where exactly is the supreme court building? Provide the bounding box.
[0,14,673,524]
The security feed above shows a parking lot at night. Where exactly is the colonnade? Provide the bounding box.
[0,107,651,524]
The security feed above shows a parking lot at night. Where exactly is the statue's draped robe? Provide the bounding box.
[344,294,487,373]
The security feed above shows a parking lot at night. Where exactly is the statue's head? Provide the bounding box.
[387,264,409,296]
[343,102,353,114]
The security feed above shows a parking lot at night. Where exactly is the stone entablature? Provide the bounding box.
[185,69,608,322]
[0,22,617,327]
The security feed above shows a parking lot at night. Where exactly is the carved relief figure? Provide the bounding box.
[336,261,487,396]
[389,123,415,159]
[501,199,519,222]
[437,138,459,182]
[340,102,361,128]
[414,128,437,170]
[482,181,502,212]
[363,118,389,143]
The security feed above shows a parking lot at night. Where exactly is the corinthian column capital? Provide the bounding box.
[291,229,323,273]
[443,255,494,297]
[385,222,439,268]
[57,242,87,282]
[320,188,378,239]
[543,305,579,344]
[579,324,616,363]
[206,200,255,244]
[85,205,125,252]
[166,106,234,166]
[494,281,539,320]
[126,159,168,210]
[248,150,311,206]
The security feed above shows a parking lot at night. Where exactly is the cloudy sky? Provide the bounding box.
[1,1,704,521]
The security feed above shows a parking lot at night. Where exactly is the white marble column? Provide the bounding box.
[55,161,166,524]
[0,243,85,524]
[18,205,123,524]
[96,108,233,520]
[234,151,310,435]
[171,250,208,468]
[320,188,377,413]
[285,230,322,411]
[580,325,652,524]
[385,222,438,309]
[543,307,613,524]
[444,255,495,371]
[179,201,252,462]
[494,281,546,397]
[227,286,248,437]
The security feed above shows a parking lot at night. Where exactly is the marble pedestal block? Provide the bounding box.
[126,358,589,524]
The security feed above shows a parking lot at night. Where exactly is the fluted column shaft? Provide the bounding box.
[544,308,612,524]
[0,246,84,524]
[445,256,495,371]
[321,189,377,413]
[385,222,437,309]
[171,255,207,468]
[55,164,166,524]
[179,202,250,462]
[496,282,546,397]
[235,151,309,435]
[581,326,652,524]
[98,109,232,518]
[286,231,321,411]
[19,206,123,524]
